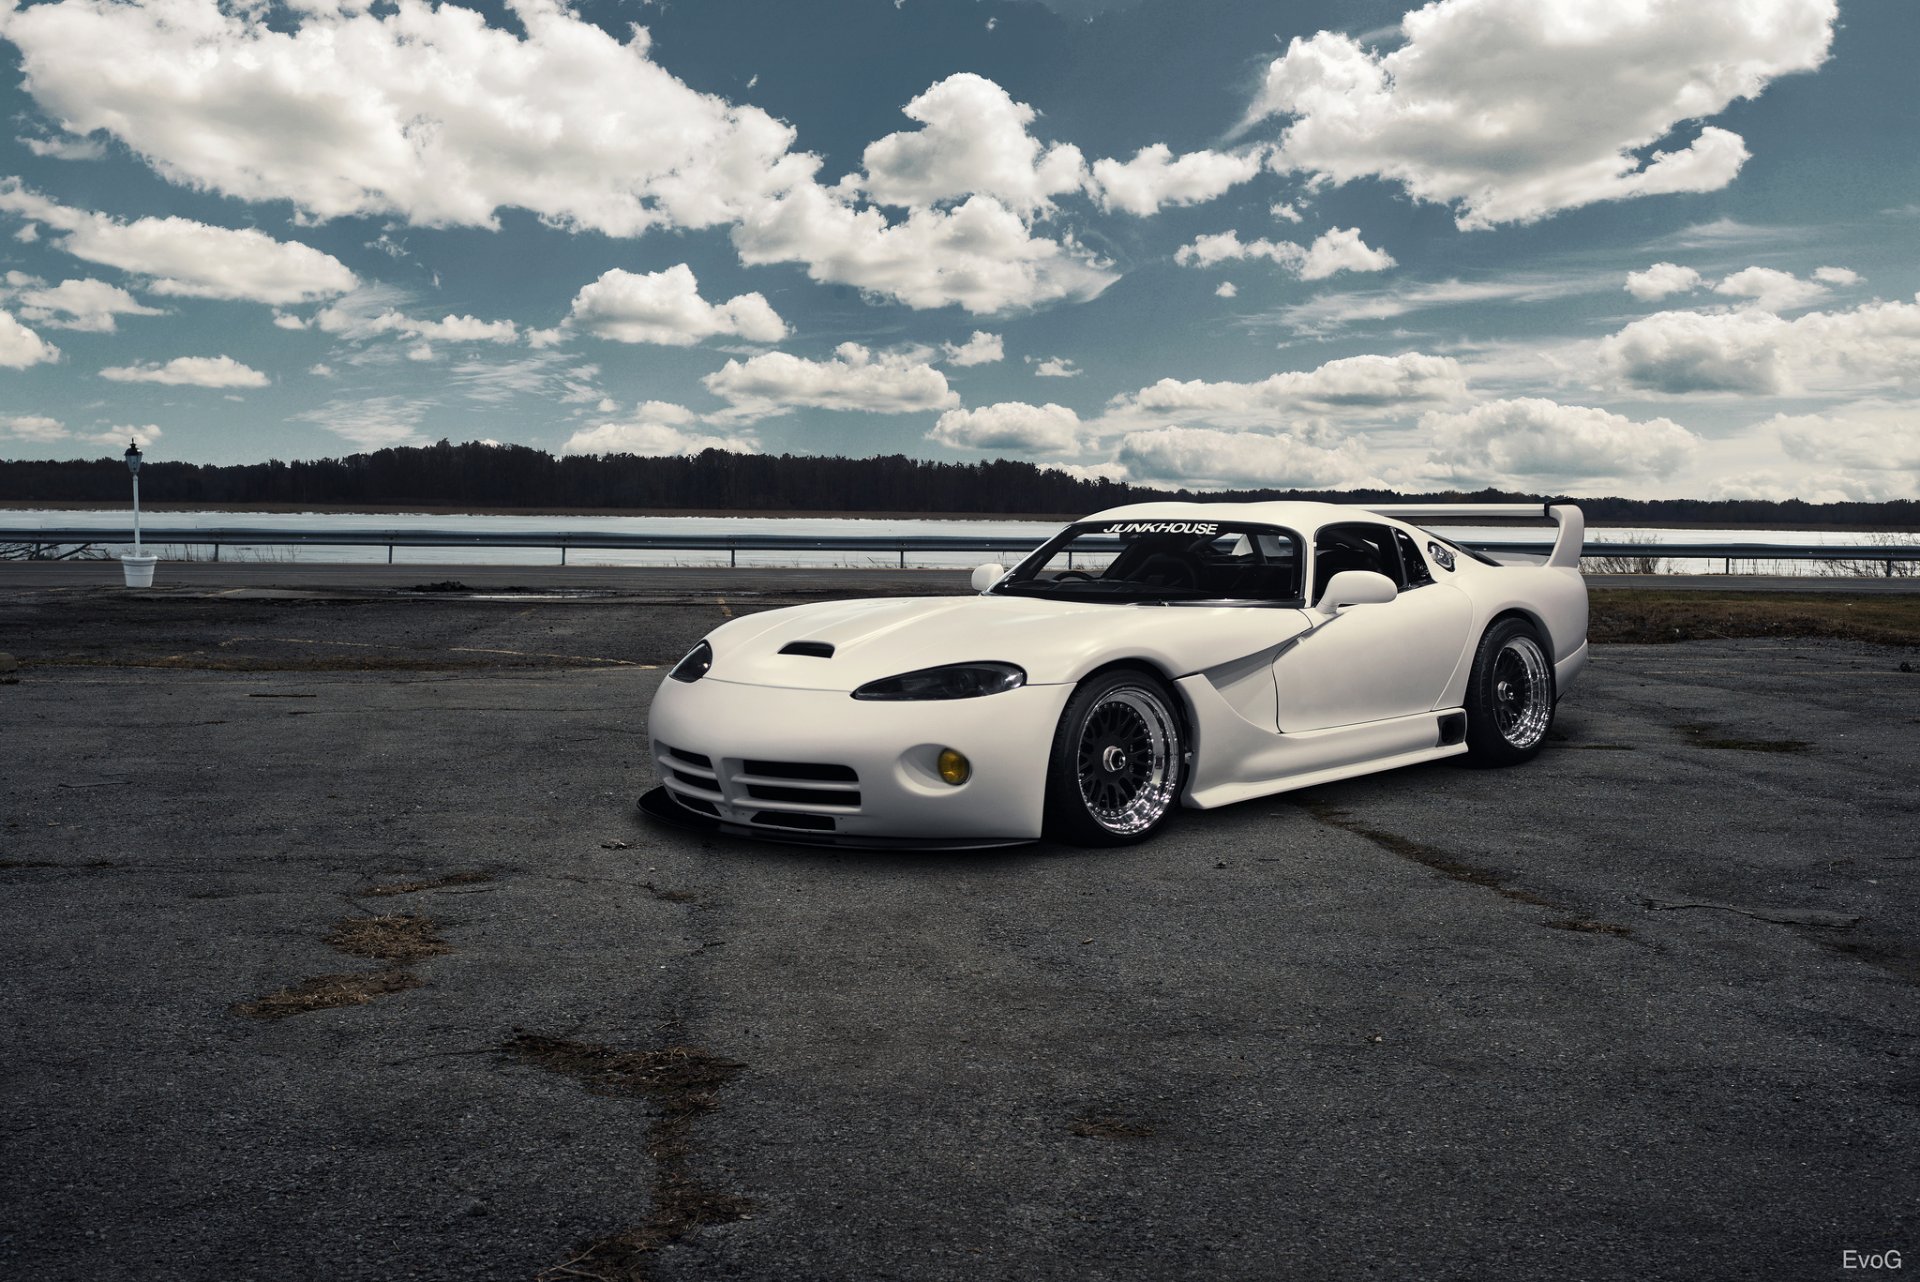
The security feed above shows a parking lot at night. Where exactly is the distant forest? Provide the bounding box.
[3,440,1913,527]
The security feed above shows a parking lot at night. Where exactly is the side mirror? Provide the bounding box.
[1315,569,1398,615]
[970,562,1007,592]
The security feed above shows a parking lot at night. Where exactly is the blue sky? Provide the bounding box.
[0,0,1915,500]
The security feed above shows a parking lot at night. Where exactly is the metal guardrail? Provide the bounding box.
[3,526,1918,572]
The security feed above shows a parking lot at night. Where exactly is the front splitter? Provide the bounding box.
[636,786,1031,851]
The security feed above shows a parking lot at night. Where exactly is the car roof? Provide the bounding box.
[1080,500,1406,531]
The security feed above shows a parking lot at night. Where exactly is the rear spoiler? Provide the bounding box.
[1366,502,1585,570]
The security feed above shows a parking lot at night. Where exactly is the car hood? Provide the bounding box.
[697,593,1314,691]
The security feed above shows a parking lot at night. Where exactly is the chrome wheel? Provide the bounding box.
[1072,684,1180,836]
[1490,635,1552,749]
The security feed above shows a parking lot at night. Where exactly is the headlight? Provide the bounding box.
[669,640,712,683]
[851,662,1026,701]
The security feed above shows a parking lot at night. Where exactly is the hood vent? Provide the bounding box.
[779,640,836,658]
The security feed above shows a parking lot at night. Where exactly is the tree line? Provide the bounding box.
[3,440,1913,527]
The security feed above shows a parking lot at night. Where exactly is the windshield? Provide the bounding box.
[992,519,1305,605]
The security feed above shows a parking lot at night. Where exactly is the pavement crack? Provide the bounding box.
[1298,800,1634,937]
[502,1033,753,1280]
[1641,898,1862,929]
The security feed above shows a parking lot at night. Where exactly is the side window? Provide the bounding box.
[1391,528,1434,588]
[1312,522,1396,601]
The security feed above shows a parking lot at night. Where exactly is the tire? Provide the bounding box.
[1043,669,1185,846]
[1463,617,1556,765]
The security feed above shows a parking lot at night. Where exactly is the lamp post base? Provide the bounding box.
[121,554,158,588]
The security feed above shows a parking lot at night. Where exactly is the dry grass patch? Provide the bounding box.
[361,871,493,897]
[232,970,423,1020]
[325,913,451,963]
[1590,590,1920,647]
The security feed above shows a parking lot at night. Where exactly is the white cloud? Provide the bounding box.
[563,265,786,347]
[100,355,269,388]
[703,343,959,419]
[1423,397,1699,484]
[0,0,810,238]
[857,74,1086,214]
[0,181,356,304]
[1089,144,1264,217]
[296,395,432,450]
[311,290,520,346]
[19,133,105,161]
[1298,227,1396,281]
[1271,272,1603,334]
[561,409,757,457]
[1770,402,1920,472]
[732,187,1114,314]
[1116,426,1372,489]
[1246,0,1835,228]
[1270,202,1304,224]
[3,1,1117,317]
[929,402,1080,454]
[1034,356,1081,379]
[1812,266,1860,287]
[0,309,60,367]
[1708,465,1915,504]
[1112,352,1468,421]
[1598,308,1792,394]
[1215,281,1238,299]
[1712,266,1827,312]
[1625,262,1703,302]
[1599,296,1920,395]
[85,424,163,449]
[1173,227,1394,280]
[941,331,1004,366]
[1,413,68,441]
[11,278,163,332]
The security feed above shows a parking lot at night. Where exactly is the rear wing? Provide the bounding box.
[1366,502,1585,570]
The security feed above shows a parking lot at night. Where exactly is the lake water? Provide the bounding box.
[0,508,1909,575]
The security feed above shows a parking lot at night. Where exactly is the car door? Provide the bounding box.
[1272,522,1471,732]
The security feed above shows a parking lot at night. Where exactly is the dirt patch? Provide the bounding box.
[1300,801,1633,938]
[503,1033,752,1282]
[235,913,451,1019]
[360,871,494,897]
[325,914,451,963]
[1070,1111,1157,1140]
[1676,722,1812,753]
[232,970,423,1020]
[1589,590,1920,647]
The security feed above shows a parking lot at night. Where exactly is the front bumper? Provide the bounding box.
[643,676,1072,846]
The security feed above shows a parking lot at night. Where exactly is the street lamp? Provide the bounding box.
[121,439,157,588]
[125,439,143,552]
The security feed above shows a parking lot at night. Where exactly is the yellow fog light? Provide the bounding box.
[936,748,971,786]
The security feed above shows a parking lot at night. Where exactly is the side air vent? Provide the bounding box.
[1437,712,1467,746]
[779,641,836,658]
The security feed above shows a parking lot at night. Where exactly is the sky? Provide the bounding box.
[0,0,1915,501]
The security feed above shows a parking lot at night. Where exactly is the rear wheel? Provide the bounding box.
[1044,669,1184,846]
[1464,617,1555,765]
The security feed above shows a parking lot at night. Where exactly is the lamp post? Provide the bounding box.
[121,439,157,588]
[125,440,142,552]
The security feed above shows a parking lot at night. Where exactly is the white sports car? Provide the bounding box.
[641,501,1588,848]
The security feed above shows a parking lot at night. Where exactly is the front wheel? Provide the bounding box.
[1043,669,1185,846]
[1463,618,1556,765]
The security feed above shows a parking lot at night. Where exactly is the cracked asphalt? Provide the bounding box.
[2,580,1916,1281]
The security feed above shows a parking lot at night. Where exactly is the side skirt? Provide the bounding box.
[1176,673,1471,810]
